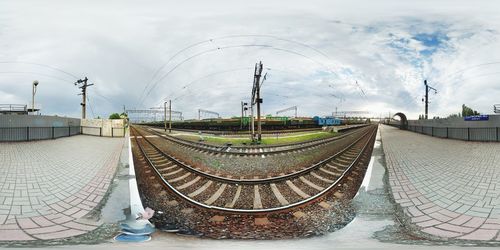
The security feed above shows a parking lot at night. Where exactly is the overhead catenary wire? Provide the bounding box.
[140,44,355,107]
[139,44,273,106]
[163,67,305,106]
[0,61,80,80]
[139,34,364,106]
[428,60,500,88]
[139,34,338,104]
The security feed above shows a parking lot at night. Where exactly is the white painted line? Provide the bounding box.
[355,127,380,198]
[128,129,145,216]
[357,156,375,195]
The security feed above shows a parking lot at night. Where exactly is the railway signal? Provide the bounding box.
[241,101,248,129]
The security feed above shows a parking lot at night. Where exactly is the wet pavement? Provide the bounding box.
[381,125,500,242]
[0,135,124,242]
[21,125,489,249]
[3,125,498,249]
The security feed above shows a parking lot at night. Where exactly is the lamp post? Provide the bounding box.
[32,80,39,115]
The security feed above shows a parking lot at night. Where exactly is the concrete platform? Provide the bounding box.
[381,124,500,241]
[0,135,124,241]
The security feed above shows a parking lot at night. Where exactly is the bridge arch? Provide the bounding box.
[393,112,408,130]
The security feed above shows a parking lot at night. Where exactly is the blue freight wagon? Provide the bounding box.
[313,116,341,126]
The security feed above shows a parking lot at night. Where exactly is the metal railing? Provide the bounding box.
[1,126,126,142]
[0,104,27,112]
[0,126,81,142]
[407,125,500,142]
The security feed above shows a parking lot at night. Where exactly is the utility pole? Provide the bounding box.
[423,80,437,119]
[250,104,255,141]
[255,62,264,141]
[74,77,93,119]
[164,101,167,132]
[169,99,172,133]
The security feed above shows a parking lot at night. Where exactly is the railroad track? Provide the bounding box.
[131,125,377,213]
[149,127,324,136]
[134,125,371,157]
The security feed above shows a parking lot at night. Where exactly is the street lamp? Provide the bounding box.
[32,80,39,115]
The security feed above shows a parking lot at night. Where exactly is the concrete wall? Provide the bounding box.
[0,115,81,141]
[408,115,500,128]
[81,119,126,137]
[0,114,80,127]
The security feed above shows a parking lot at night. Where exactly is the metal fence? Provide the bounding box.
[407,125,500,142]
[0,126,81,142]
[0,126,126,142]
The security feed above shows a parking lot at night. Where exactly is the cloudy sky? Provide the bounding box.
[1,0,499,120]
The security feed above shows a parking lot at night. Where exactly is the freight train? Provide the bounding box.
[143,115,367,132]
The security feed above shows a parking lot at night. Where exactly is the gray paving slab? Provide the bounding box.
[381,124,500,241]
[0,135,124,241]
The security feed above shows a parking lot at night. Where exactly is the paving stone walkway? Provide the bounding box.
[381,124,500,241]
[0,135,124,241]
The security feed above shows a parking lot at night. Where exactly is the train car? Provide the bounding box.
[313,116,342,126]
[160,115,320,131]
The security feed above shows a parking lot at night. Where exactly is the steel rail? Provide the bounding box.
[137,124,370,156]
[133,126,373,184]
[132,125,377,214]
[162,127,324,135]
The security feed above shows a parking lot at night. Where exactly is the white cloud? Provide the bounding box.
[1,0,499,119]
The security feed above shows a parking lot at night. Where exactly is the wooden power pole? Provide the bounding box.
[75,77,93,119]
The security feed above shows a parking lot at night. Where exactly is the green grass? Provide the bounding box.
[177,131,337,146]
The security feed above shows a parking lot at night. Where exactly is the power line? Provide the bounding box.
[140,44,350,107]
[140,39,359,106]
[139,44,272,106]
[86,95,95,118]
[141,34,336,103]
[0,71,74,83]
[0,61,79,80]
[159,66,305,106]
